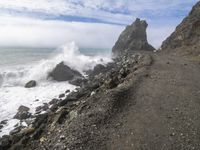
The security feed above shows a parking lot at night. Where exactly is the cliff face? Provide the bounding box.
[161,1,200,50]
[112,18,155,55]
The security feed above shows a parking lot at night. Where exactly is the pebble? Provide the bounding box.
[60,135,65,140]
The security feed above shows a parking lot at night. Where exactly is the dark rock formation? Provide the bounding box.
[0,135,12,150]
[161,1,200,50]
[93,64,106,74]
[0,120,7,125]
[35,103,49,114]
[25,80,37,88]
[69,77,88,87]
[59,93,65,98]
[14,105,31,120]
[112,18,155,55]
[49,62,83,82]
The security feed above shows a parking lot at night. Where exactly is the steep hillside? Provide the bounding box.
[162,1,200,50]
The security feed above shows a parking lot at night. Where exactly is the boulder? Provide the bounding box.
[35,103,49,114]
[65,90,70,93]
[0,120,8,125]
[112,18,155,55]
[14,105,31,120]
[49,98,59,105]
[161,1,200,50]
[33,113,48,128]
[0,135,12,150]
[69,77,88,87]
[25,80,37,88]
[59,93,65,98]
[93,64,106,74]
[49,62,83,82]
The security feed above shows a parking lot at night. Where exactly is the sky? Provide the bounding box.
[0,0,199,49]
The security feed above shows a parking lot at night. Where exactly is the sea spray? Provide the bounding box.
[0,42,112,136]
[0,42,111,88]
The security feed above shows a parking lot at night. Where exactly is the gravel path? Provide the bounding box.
[107,50,200,150]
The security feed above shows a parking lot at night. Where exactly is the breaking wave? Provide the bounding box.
[0,42,111,88]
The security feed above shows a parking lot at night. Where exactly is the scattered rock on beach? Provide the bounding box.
[69,77,87,87]
[25,80,37,88]
[49,98,59,105]
[0,120,8,125]
[14,105,31,120]
[65,90,70,93]
[59,93,65,98]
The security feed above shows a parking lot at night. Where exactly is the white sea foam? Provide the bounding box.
[0,42,112,136]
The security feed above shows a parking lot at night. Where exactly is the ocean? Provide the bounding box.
[0,42,112,136]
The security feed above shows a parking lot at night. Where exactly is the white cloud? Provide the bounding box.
[0,0,198,24]
[0,0,198,48]
[0,15,174,49]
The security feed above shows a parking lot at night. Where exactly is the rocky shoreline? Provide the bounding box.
[1,1,200,149]
[0,50,152,149]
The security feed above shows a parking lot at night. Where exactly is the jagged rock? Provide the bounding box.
[161,1,200,49]
[112,18,155,55]
[65,90,70,93]
[49,62,83,82]
[50,104,58,112]
[0,135,12,150]
[59,93,65,98]
[25,80,37,88]
[69,77,87,87]
[0,120,8,125]
[93,64,106,75]
[10,126,23,135]
[58,96,77,107]
[14,106,31,120]
[33,113,48,128]
[35,103,49,114]
[49,98,59,105]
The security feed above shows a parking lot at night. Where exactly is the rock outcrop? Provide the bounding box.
[112,18,155,55]
[49,62,83,82]
[161,1,200,50]
[14,105,31,120]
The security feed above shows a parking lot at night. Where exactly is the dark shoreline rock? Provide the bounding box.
[49,62,83,82]
[14,106,32,120]
[25,80,37,88]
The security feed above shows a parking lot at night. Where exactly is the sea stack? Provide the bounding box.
[112,18,155,55]
[161,1,200,50]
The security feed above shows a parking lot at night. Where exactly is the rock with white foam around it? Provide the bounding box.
[49,62,83,82]
[25,80,37,88]
[14,105,32,120]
